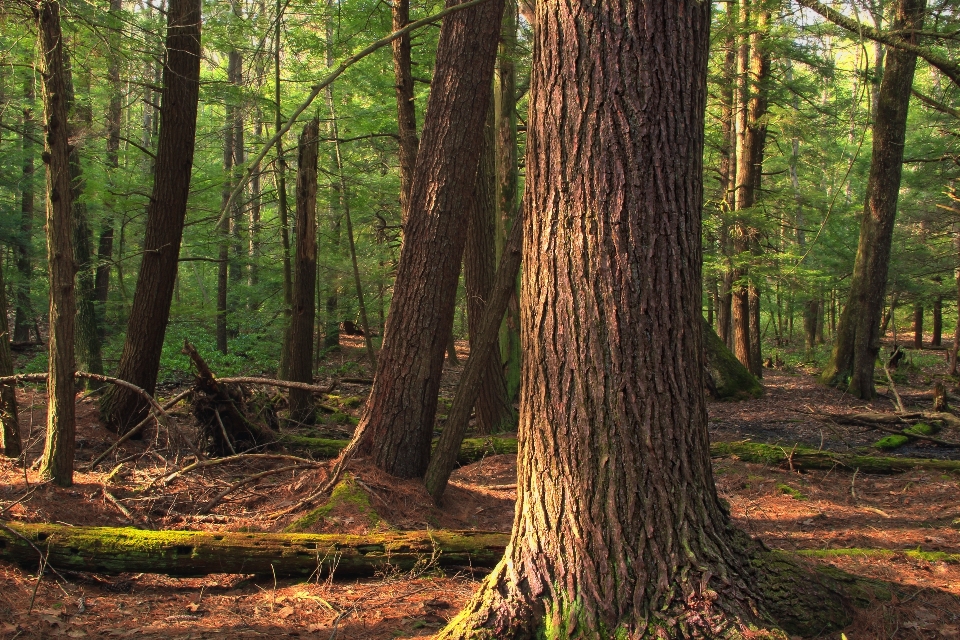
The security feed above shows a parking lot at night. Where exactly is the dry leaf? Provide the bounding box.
[278,605,295,619]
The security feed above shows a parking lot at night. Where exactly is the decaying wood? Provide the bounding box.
[0,522,509,578]
[713,440,960,473]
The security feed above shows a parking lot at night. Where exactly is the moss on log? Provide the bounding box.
[713,440,960,474]
[702,317,763,400]
[0,522,509,578]
[873,422,937,450]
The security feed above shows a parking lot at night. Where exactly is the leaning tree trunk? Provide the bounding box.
[36,0,76,487]
[352,0,505,479]
[703,316,763,400]
[439,1,849,637]
[464,104,515,434]
[98,0,202,434]
[0,255,21,458]
[821,0,926,399]
[287,119,319,426]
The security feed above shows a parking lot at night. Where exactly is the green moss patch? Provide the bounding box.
[776,483,807,500]
[284,473,380,533]
[873,422,938,450]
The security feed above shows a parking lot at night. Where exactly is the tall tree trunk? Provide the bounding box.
[464,104,515,434]
[14,78,36,344]
[287,120,319,426]
[36,0,77,487]
[391,0,418,226]
[495,0,521,403]
[804,299,818,353]
[217,50,241,354]
[932,295,942,347]
[274,8,294,375]
[320,2,341,355]
[229,49,245,292]
[67,62,104,381]
[951,227,960,375]
[353,0,505,479]
[440,1,848,635]
[98,0,202,434]
[913,302,923,349]
[248,114,262,291]
[821,0,926,399]
[717,5,736,350]
[0,255,21,458]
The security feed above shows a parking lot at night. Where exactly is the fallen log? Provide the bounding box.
[713,441,960,474]
[0,522,509,578]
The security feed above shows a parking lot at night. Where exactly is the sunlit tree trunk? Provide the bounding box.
[37,0,77,487]
[822,0,925,398]
[440,1,848,635]
[353,0,505,478]
[99,0,202,434]
[287,120,319,425]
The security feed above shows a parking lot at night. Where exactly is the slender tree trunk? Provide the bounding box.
[822,0,926,398]
[229,49,245,296]
[464,103,515,434]
[321,4,341,355]
[353,0,505,479]
[248,114,262,291]
[804,299,818,353]
[933,295,942,347]
[446,327,460,365]
[392,0,418,226]
[913,302,923,349]
[98,0,202,434]
[217,108,234,355]
[287,120,319,425]
[495,0,521,403]
[14,79,35,344]
[36,0,77,487]
[440,1,848,635]
[816,297,825,344]
[0,255,21,458]
[951,228,960,375]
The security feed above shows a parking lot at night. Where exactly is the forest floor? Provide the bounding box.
[1,337,959,639]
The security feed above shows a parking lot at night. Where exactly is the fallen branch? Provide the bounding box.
[0,522,510,578]
[216,377,338,394]
[883,363,906,413]
[0,372,169,420]
[161,453,319,486]
[713,440,960,473]
[198,463,318,514]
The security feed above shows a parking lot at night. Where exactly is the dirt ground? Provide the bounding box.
[1,338,959,639]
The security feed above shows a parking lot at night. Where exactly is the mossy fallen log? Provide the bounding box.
[280,434,519,465]
[713,440,960,473]
[0,522,509,578]
[701,317,763,400]
[873,422,938,450]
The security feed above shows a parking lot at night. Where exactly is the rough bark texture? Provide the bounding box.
[392,0,418,225]
[464,105,515,435]
[287,120,319,426]
[0,523,508,578]
[439,2,847,637]
[353,0,505,479]
[36,0,77,487]
[0,256,21,458]
[822,0,925,399]
[99,0,202,433]
[495,0,521,403]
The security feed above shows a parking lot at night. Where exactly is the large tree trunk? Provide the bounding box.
[0,255,21,458]
[439,1,848,637]
[36,0,76,487]
[464,104,515,435]
[14,78,36,344]
[495,0,521,404]
[98,0,202,434]
[287,120,319,426]
[352,0,505,479]
[821,0,926,398]
[0,523,508,578]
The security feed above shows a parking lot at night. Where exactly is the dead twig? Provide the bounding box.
[214,409,238,456]
[160,453,319,486]
[103,489,135,522]
[198,464,316,514]
[216,377,338,394]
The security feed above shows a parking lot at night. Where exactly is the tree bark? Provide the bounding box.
[14,78,36,344]
[274,1,295,374]
[36,0,77,487]
[932,295,942,346]
[464,104,515,435]
[439,2,847,636]
[287,120,319,426]
[804,298,818,353]
[0,255,21,458]
[822,0,926,398]
[217,51,241,355]
[98,0,202,434]
[391,0,418,226]
[913,302,924,349]
[0,523,508,578]
[352,0,505,479]
[495,0,521,404]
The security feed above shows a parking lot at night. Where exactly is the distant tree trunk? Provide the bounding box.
[66,62,104,381]
[229,49,245,296]
[816,296,825,344]
[822,0,925,399]
[14,79,35,344]
[803,299,818,353]
[446,327,460,365]
[464,105,515,434]
[440,1,847,634]
[98,0,202,434]
[217,50,241,354]
[321,5,341,355]
[880,289,900,335]
[36,0,77,487]
[932,295,942,346]
[274,7,294,375]
[391,0,418,227]
[353,0,505,479]
[913,302,923,349]
[951,228,960,375]
[287,120,319,426]
[495,0,521,403]
[0,255,21,458]
[248,114,262,291]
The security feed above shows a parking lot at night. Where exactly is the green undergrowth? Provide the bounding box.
[284,473,381,533]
